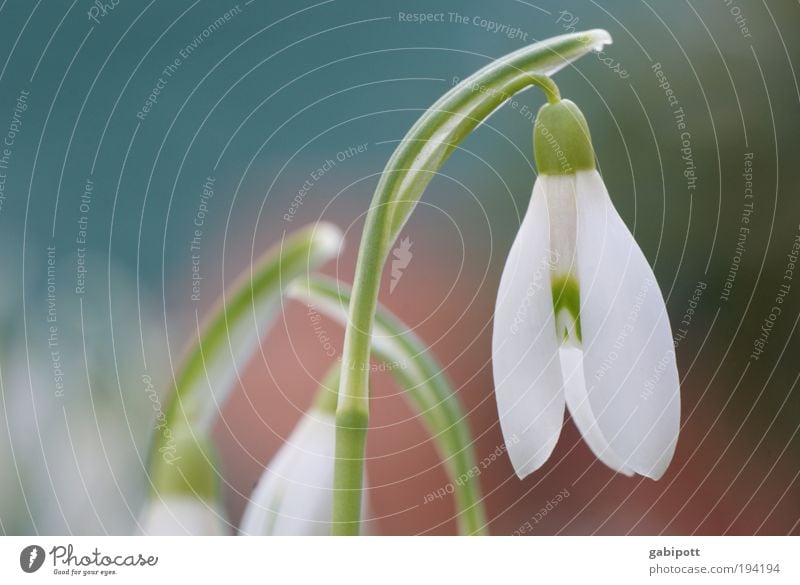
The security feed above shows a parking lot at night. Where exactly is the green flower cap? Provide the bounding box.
[534,99,596,175]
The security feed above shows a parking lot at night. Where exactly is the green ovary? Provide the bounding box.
[551,274,582,344]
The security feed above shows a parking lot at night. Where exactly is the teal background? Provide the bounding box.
[0,0,798,535]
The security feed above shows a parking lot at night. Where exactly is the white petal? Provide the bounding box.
[560,347,634,476]
[239,410,336,535]
[138,496,226,535]
[492,177,565,479]
[574,170,680,479]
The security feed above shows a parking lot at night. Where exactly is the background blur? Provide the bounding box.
[0,0,798,535]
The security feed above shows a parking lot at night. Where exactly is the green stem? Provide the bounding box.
[147,223,342,507]
[291,276,487,535]
[332,408,369,535]
[534,74,561,105]
[332,30,612,534]
[312,362,341,415]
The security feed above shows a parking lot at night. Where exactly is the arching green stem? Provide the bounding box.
[290,275,487,535]
[333,30,612,534]
[145,224,342,516]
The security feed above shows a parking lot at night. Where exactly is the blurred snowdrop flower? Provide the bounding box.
[239,371,357,536]
[0,241,167,534]
[139,496,226,535]
[239,408,336,536]
[492,99,680,480]
[240,369,372,536]
[137,433,228,535]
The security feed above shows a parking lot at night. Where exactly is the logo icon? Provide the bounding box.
[390,235,413,293]
[20,545,45,573]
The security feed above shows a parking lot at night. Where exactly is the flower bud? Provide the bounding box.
[533,99,595,175]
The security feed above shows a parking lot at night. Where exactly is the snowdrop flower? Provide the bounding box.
[139,496,226,535]
[492,98,680,480]
[138,436,228,535]
[239,375,370,536]
[239,407,337,536]
[239,364,376,536]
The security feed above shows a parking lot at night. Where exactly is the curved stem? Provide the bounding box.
[146,224,342,511]
[533,74,561,105]
[332,30,612,534]
[291,276,487,535]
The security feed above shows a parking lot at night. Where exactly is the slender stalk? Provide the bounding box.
[332,409,368,534]
[312,362,341,416]
[146,224,342,509]
[533,74,561,105]
[291,275,487,534]
[332,30,612,534]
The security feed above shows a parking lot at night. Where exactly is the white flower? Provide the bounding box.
[239,409,338,536]
[138,497,226,535]
[492,99,680,480]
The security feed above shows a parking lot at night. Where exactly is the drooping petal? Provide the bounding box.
[560,347,634,476]
[573,169,680,479]
[139,496,226,535]
[239,410,336,536]
[492,177,565,479]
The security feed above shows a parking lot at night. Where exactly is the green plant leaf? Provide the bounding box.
[290,275,488,535]
[146,223,342,502]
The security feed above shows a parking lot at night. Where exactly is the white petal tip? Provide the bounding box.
[313,222,344,259]
[637,444,677,481]
[640,468,667,481]
[138,497,226,535]
[511,458,538,481]
[504,428,560,480]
